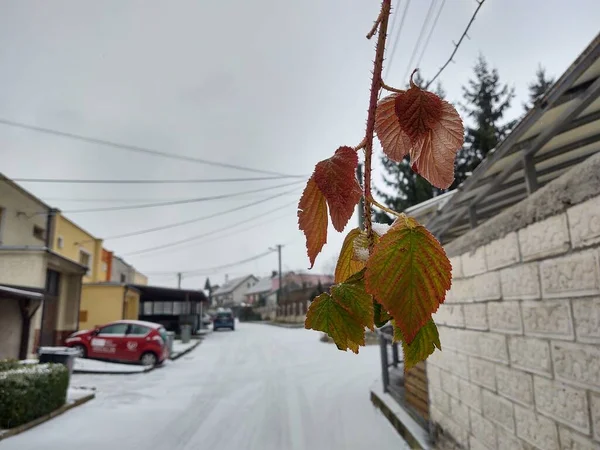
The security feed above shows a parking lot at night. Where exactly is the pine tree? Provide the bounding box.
[523,65,554,111]
[454,55,516,187]
[374,72,446,223]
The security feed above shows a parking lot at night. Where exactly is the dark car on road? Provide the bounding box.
[213,310,235,331]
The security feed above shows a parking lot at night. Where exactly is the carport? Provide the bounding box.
[134,285,208,334]
[0,284,43,359]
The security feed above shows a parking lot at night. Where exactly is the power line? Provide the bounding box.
[414,0,446,71]
[59,180,304,214]
[11,175,302,184]
[105,195,298,242]
[402,0,438,84]
[0,118,301,177]
[41,192,299,204]
[384,0,412,80]
[425,0,487,90]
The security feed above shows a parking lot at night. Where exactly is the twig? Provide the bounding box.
[366,8,385,39]
[368,196,403,218]
[354,138,367,151]
[363,0,392,243]
[425,0,486,90]
[381,81,404,93]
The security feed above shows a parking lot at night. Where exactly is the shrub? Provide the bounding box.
[0,359,20,372]
[0,362,69,429]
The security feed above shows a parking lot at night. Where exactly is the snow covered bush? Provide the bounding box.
[0,361,69,429]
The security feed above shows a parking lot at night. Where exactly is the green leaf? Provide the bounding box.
[364,215,451,344]
[373,301,391,328]
[394,320,441,371]
[305,270,374,352]
[334,228,365,283]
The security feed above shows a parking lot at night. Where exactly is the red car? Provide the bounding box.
[65,320,169,366]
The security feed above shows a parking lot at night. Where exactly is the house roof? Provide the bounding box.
[0,284,44,301]
[132,284,208,302]
[212,275,257,296]
[245,277,274,296]
[0,173,53,212]
[424,32,600,244]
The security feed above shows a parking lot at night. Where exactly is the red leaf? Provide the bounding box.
[374,94,412,162]
[389,74,464,189]
[298,176,328,268]
[314,147,362,232]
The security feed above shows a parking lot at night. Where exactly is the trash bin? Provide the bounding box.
[166,331,175,357]
[38,347,78,378]
[181,325,192,344]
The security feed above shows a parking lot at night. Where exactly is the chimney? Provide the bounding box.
[271,270,278,278]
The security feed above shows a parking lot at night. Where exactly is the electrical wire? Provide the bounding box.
[0,118,301,177]
[414,0,446,71]
[402,0,438,83]
[11,175,302,184]
[41,192,299,204]
[384,0,411,80]
[105,195,298,242]
[58,180,304,214]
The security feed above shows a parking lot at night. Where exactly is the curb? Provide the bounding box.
[170,339,201,361]
[370,384,431,450]
[263,321,305,329]
[73,365,154,375]
[0,393,95,441]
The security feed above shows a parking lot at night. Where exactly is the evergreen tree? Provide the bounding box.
[374,72,446,224]
[454,55,516,187]
[523,65,554,111]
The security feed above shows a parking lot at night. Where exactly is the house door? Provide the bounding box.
[40,270,60,347]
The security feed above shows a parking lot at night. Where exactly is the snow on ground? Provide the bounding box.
[4,323,409,450]
[170,339,198,357]
[74,358,149,374]
[67,386,95,403]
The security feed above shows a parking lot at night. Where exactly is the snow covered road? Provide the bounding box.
[3,323,409,450]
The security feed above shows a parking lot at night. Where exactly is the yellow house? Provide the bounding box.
[50,213,141,329]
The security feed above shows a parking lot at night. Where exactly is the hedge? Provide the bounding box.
[0,361,69,429]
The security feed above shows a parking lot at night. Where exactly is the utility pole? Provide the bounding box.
[177,272,182,289]
[277,244,283,306]
[357,163,365,230]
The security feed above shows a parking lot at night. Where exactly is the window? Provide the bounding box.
[143,302,153,315]
[102,262,107,273]
[173,302,183,315]
[0,207,6,244]
[163,302,173,315]
[79,310,88,322]
[128,324,150,336]
[79,249,91,275]
[33,225,45,241]
[120,273,127,283]
[57,236,64,248]
[98,324,129,335]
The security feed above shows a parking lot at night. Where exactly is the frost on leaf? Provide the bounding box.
[352,231,371,262]
[372,222,391,237]
[364,215,451,344]
[334,228,365,283]
[314,146,362,232]
[298,176,328,268]
[375,74,464,189]
[305,270,374,353]
[394,319,441,371]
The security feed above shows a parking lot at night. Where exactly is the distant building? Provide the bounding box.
[212,275,259,309]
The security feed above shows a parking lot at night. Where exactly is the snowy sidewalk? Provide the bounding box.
[170,339,201,360]
[73,358,152,374]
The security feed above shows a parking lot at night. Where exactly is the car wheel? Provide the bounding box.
[73,344,87,358]
[140,352,158,366]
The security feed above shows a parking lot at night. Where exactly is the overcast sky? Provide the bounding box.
[1,0,598,289]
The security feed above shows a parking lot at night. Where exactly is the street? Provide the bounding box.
[2,323,409,450]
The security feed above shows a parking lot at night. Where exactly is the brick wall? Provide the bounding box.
[429,193,600,450]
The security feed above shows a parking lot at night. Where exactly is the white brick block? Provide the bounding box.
[458,377,482,412]
[460,329,481,357]
[470,409,497,449]
[482,390,515,432]
[488,301,523,334]
[436,413,470,445]
[430,387,451,414]
[508,337,552,377]
[478,333,509,364]
[559,426,598,450]
[469,357,496,390]
[567,195,600,248]
[427,365,442,390]
[450,255,464,279]
[590,392,600,441]
[470,436,493,450]
[495,366,533,407]
[473,271,502,302]
[462,246,487,277]
[434,304,465,328]
[437,326,456,350]
[441,373,460,398]
[514,404,559,450]
[450,397,470,429]
[464,304,488,330]
[446,350,470,380]
[541,250,600,298]
[552,341,600,391]
[572,298,600,343]
[533,376,590,434]
[500,262,540,301]
[518,213,570,261]
[446,277,473,303]
[521,300,574,340]
[485,232,521,270]
[497,430,532,450]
